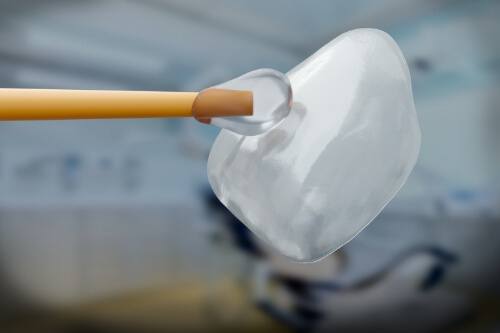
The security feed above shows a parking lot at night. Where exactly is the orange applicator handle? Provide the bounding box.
[0,88,253,121]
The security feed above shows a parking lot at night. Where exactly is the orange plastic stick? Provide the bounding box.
[0,88,253,121]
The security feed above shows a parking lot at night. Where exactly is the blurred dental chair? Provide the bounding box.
[202,189,473,333]
[258,245,467,333]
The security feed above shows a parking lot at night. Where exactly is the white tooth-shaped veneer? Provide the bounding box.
[207,29,421,262]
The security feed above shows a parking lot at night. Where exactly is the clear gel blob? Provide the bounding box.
[207,69,293,136]
[207,29,421,262]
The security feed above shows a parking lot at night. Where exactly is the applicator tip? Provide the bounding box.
[192,88,253,124]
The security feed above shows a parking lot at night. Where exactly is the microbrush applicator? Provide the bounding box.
[0,69,293,136]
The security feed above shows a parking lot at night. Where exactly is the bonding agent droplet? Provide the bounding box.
[199,69,293,136]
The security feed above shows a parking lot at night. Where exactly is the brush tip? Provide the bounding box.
[192,88,253,123]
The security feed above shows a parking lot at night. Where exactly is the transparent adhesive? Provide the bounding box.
[208,69,292,136]
[208,29,421,262]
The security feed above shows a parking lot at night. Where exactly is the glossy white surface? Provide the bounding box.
[208,29,421,262]
[209,69,293,136]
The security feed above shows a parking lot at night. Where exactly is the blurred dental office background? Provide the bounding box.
[0,0,499,332]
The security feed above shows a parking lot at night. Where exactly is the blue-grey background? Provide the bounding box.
[0,1,498,332]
